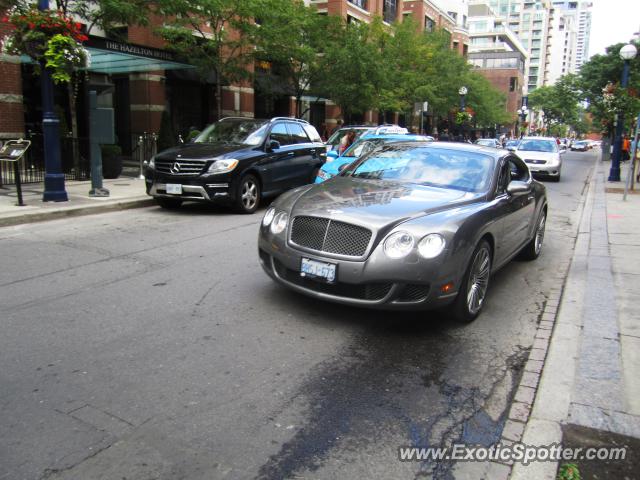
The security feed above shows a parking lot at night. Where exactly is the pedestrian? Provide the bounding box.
[339,130,356,154]
[331,119,343,136]
[622,135,631,161]
[439,129,450,142]
[319,123,329,142]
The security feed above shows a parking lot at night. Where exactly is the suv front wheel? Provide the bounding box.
[236,174,261,214]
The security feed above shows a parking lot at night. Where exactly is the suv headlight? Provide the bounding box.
[384,231,414,259]
[270,212,289,234]
[262,207,276,227]
[207,159,239,175]
[418,234,446,259]
[148,156,155,168]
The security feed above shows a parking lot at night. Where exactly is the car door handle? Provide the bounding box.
[310,149,316,154]
[287,152,295,156]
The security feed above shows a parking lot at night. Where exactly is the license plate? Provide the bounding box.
[301,258,337,283]
[166,183,182,195]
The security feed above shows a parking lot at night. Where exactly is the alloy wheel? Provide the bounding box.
[466,247,491,315]
[241,179,258,210]
[535,213,546,255]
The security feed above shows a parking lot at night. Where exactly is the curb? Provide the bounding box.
[484,158,598,480]
[0,197,155,228]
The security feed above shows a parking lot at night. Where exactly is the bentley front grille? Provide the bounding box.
[290,216,372,257]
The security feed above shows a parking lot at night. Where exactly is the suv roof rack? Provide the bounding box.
[269,117,310,124]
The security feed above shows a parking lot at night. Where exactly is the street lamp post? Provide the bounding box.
[517,106,529,138]
[459,86,467,140]
[609,43,638,182]
[38,0,68,201]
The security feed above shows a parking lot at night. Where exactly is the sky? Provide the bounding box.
[589,0,640,58]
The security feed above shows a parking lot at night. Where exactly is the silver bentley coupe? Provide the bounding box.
[258,142,547,322]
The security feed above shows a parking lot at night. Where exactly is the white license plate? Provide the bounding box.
[166,183,182,195]
[301,258,337,283]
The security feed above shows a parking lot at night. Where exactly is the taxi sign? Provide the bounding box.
[374,125,409,135]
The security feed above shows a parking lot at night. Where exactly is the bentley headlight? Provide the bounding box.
[262,207,276,227]
[384,231,415,259]
[270,211,289,235]
[418,234,446,259]
[207,159,239,174]
[148,155,155,169]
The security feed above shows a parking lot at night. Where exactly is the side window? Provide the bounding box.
[269,123,294,146]
[303,124,322,143]
[497,160,510,195]
[287,123,311,144]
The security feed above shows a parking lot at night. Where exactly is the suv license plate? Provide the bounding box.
[166,184,182,195]
[301,258,337,283]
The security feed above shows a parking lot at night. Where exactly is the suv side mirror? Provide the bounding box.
[507,180,531,196]
[267,139,281,152]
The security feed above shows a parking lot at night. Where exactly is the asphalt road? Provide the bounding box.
[0,151,596,480]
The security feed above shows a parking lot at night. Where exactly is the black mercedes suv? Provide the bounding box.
[144,117,326,213]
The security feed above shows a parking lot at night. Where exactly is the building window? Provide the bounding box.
[425,15,435,32]
[383,0,397,23]
[453,41,459,51]
[469,58,484,68]
[510,77,518,92]
[348,0,367,9]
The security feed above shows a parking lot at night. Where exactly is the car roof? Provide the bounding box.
[379,140,504,158]
[521,136,556,141]
[357,133,432,141]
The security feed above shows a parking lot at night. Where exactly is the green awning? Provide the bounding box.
[85,47,194,74]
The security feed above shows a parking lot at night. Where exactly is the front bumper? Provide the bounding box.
[145,169,234,204]
[258,230,460,310]
[526,163,561,177]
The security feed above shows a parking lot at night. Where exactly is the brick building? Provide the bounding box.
[1,0,469,152]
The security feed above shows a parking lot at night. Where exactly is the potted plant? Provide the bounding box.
[100,144,123,179]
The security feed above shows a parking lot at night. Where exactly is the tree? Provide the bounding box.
[155,0,260,120]
[579,40,640,136]
[528,74,581,130]
[314,20,379,122]
[253,0,342,118]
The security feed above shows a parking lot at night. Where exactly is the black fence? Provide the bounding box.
[0,134,91,186]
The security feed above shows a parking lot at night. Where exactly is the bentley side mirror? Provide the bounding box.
[507,180,531,196]
[267,140,281,152]
[506,146,516,152]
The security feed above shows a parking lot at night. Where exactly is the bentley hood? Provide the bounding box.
[289,177,483,229]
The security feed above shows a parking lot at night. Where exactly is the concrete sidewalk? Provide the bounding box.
[509,159,640,479]
[0,174,153,227]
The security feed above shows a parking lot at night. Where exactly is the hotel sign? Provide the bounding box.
[86,37,179,62]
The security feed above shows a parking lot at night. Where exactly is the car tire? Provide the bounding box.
[156,197,182,209]
[520,210,546,261]
[235,174,261,214]
[450,239,492,323]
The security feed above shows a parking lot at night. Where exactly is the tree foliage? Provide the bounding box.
[155,0,260,119]
[528,73,581,130]
[578,41,640,135]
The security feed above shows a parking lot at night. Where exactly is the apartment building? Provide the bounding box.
[547,1,592,84]
[469,0,554,91]
[467,3,527,130]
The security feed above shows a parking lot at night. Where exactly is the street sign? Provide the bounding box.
[0,139,31,206]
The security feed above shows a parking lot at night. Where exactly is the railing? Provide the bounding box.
[132,132,158,179]
[0,134,91,186]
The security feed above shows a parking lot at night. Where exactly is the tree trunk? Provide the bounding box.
[216,82,223,120]
[295,94,302,119]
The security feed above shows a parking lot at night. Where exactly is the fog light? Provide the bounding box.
[440,282,454,294]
